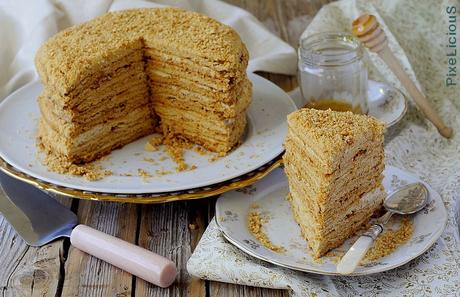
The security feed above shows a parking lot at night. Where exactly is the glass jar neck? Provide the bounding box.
[299,32,363,68]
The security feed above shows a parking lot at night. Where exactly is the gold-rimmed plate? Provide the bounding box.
[215,166,447,275]
[0,155,282,204]
[0,73,296,194]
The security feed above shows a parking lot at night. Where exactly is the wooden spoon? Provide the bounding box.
[352,15,452,138]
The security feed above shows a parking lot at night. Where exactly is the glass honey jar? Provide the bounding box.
[298,32,368,114]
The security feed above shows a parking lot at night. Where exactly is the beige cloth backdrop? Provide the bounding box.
[187,0,460,296]
[0,0,297,100]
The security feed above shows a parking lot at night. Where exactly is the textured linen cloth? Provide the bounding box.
[187,0,460,296]
[0,0,297,101]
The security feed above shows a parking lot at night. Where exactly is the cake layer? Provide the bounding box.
[147,69,246,104]
[286,157,384,206]
[283,138,384,199]
[153,100,240,134]
[157,107,246,153]
[145,48,243,83]
[142,27,248,75]
[67,49,144,96]
[286,109,384,175]
[289,186,384,257]
[289,185,383,237]
[285,128,383,176]
[146,57,238,91]
[38,105,155,163]
[40,79,149,125]
[45,59,147,110]
[39,91,151,138]
[286,167,383,225]
[151,79,251,119]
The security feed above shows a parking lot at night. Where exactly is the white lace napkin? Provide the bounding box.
[0,0,297,100]
[188,0,460,295]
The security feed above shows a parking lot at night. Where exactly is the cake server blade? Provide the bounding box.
[0,169,177,287]
[0,170,76,246]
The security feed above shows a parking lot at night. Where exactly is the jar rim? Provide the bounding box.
[299,32,363,67]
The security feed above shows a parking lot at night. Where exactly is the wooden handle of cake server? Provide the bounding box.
[352,15,452,138]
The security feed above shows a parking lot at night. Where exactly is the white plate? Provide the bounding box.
[0,73,297,194]
[289,80,407,127]
[367,80,407,127]
[215,166,448,276]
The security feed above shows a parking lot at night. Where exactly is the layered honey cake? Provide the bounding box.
[283,109,385,258]
[35,8,251,166]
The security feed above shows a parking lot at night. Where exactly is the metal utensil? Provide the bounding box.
[337,182,429,275]
[0,170,177,287]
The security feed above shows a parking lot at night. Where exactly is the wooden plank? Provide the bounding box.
[0,183,73,297]
[3,242,65,297]
[61,200,138,297]
[0,214,29,296]
[209,282,290,297]
[134,198,209,297]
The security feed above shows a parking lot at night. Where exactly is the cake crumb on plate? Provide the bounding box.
[248,206,286,253]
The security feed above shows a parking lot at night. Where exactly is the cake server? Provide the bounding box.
[0,170,176,287]
[337,182,429,275]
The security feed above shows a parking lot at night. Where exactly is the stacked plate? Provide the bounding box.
[0,73,406,203]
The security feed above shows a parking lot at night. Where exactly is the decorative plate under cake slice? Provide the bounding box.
[215,167,447,276]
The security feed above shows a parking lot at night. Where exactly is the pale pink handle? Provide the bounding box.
[70,224,176,287]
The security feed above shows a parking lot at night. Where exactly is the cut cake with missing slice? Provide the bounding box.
[283,108,385,258]
[35,8,251,167]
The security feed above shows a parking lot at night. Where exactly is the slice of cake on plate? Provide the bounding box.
[283,108,385,258]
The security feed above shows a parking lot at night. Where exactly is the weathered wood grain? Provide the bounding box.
[61,200,138,297]
[134,198,209,297]
[209,282,290,297]
[0,214,29,297]
[3,243,64,297]
[0,187,72,297]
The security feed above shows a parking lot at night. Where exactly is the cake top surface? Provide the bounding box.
[287,108,384,151]
[35,8,248,94]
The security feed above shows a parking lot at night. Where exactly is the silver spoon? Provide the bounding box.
[337,182,429,275]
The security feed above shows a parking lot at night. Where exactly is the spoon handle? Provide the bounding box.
[336,223,385,275]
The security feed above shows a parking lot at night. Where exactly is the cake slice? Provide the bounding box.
[283,108,385,258]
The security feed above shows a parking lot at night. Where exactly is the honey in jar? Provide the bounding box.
[304,99,363,114]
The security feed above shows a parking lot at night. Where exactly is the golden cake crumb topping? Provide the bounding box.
[35,8,249,95]
[287,108,384,146]
[286,108,385,172]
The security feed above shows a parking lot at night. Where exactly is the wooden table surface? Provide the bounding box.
[0,1,331,296]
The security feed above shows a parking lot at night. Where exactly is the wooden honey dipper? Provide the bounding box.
[352,14,453,138]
